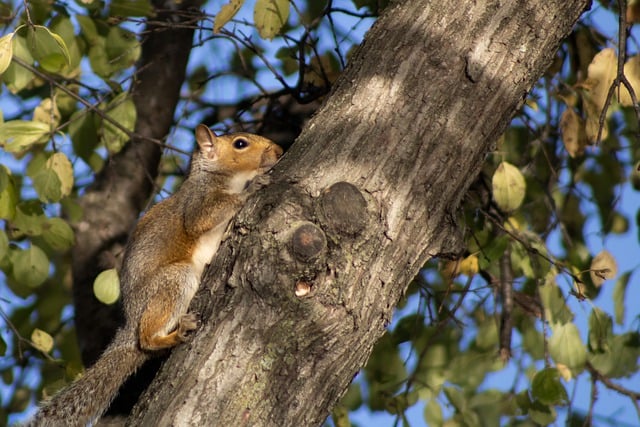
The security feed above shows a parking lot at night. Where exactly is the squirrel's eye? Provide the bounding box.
[233,138,249,149]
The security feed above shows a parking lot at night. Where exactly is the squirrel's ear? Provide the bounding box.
[195,124,218,158]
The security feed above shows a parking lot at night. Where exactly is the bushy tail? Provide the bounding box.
[27,332,148,427]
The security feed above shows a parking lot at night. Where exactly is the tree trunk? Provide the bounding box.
[129,0,590,425]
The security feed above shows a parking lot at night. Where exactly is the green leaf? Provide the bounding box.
[26,25,71,73]
[47,152,74,198]
[12,202,46,236]
[50,16,82,75]
[3,36,35,93]
[492,161,526,212]
[76,15,100,45]
[41,218,75,252]
[340,382,362,410]
[0,230,8,261]
[529,399,556,425]
[424,399,443,427]
[0,167,17,220]
[105,27,140,71]
[444,386,467,412]
[613,272,631,325]
[538,277,573,324]
[588,333,640,378]
[588,308,612,352]
[531,368,568,406]
[0,120,50,152]
[549,323,587,372]
[214,0,244,33]
[254,0,289,40]
[93,268,120,305]
[33,168,62,203]
[0,31,15,74]
[101,93,136,153]
[11,245,49,288]
[69,110,99,165]
[109,0,153,17]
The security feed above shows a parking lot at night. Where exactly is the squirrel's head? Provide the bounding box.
[193,124,283,175]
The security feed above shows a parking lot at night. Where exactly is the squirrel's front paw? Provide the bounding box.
[177,313,199,340]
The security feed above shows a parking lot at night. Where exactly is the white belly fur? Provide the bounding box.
[191,221,228,278]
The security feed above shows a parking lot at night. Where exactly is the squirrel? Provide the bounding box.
[27,124,283,427]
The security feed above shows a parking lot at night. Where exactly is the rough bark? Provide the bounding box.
[128,0,590,425]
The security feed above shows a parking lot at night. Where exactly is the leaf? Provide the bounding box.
[31,328,54,353]
[214,0,244,33]
[583,48,615,143]
[0,31,15,74]
[69,110,99,165]
[47,153,74,198]
[559,108,587,157]
[585,48,616,114]
[33,98,61,128]
[254,0,289,40]
[444,386,467,413]
[588,308,612,353]
[101,93,136,153]
[538,276,573,324]
[588,333,640,378]
[3,36,35,93]
[105,27,140,71]
[619,55,640,106]
[41,218,75,252]
[93,268,120,305]
[11,245,49,288]
[549,323,587,372]
[531,368,568,406]
[32,151,75,202]
[0,230,8,261]
[590,250,617,287]
[424,399,443,427]
[12,201,46,236]
[613,272,631,325]
[0,120,50,152]
[33,168,62,203]
[0,166,17,220]
[529,399,557,425]
[492,161,526,212]
[26,25,71,73]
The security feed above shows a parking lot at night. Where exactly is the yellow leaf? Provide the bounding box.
[590,250,617,288]
[46,153,74,198]
[619,55,640,106]
[583,48,616,142]
[93,268,120,305]
[559,108,587,157]
[492,162,526,212]
[214,0,244,33]
[31,328,54,353]
[254,0,289,40]
[0,31,15,74]
[458,254,479,277]
[33,98,61,128]
[556,363,573,381]
[586,48,617,112]
[583,98,608,143]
